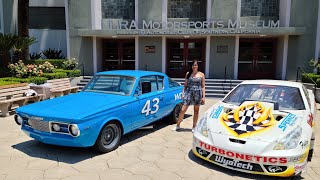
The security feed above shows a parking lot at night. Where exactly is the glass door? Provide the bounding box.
[103,39,135,71]
[238,39,276,79]
[167,39,205,78]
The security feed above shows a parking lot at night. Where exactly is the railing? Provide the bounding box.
[72,62,85,78]
[224,66,232,92]
[296,67,317,94]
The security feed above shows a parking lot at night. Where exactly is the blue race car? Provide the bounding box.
[15,70,183,153]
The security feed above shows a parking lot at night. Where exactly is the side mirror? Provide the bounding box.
[134,89,142,97]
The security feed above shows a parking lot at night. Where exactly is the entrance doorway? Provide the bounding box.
[238,38,277,79]
[103,39,135,71]
[167,39,205,78]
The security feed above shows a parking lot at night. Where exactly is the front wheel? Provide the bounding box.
[168,103,182,124]
[95,122,122,153]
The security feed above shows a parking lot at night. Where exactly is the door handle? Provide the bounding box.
[159,95,164,101]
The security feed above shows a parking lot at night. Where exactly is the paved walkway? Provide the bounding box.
[0,98,319,180]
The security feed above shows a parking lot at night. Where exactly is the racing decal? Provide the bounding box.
[199,141,288,164]
[210,105,224,119]
[141,98,159,116]
[294,161,307,172]
[278,114,297,131]
[196,147,210,158]
[299,140,309,149]
[174,92,182,100]
[307,113,313,127]
[220,102,276,138]
[264,165,287,173]
[209,154,264,172]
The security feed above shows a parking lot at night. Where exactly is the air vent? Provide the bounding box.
[229,138,246,144]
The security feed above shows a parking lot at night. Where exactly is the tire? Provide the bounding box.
[308,134,315,161]
[95,122,122,153]
[168,103,182,124]
[308,149,314,162]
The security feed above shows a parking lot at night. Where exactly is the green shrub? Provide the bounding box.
[0,77,47,84]
[29,77,48,85]
[62,58,78,70]
[0,81,21,86]
[42,72,67,80]
[42,48,65,59]
[54,69,81,77]
[25,59,66,68]
[301,73,320,84]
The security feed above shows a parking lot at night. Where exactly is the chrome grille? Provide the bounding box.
[28,119,50,132]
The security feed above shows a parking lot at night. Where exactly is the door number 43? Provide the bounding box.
[141,98,159,116]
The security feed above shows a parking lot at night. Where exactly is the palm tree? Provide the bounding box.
[16,0,30,62]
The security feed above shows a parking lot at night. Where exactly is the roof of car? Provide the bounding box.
[96,70,166,77]
[240,80,303,88]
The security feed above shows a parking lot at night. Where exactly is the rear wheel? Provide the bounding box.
[308,133,315,161]
[95,122,122,153]
[168,103,182,124]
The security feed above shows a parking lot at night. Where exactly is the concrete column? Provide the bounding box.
[206,0,211,22]
[162,36,166,73]
[315,0,320,61]
[64,0,70,58]
[282,35,289,79]
[91,0,102,29]
[205,36,210,78]
[162,0,167,28]
[93,36,97,74]
[135,0,138,23]
[234,36,239,79]
[135,36,139,70]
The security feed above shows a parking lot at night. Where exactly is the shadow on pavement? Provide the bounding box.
[12,119,171,164]
[187,150,301,180]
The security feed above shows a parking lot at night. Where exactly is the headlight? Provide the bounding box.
[273,127,302,150]
[196,113,208,137]
[14,115,23,125]
[52,124,61,131]
[69,124,80,137]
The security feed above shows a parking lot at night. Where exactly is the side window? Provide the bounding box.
[140,76,157,94]
[157,76,164,90]
[169,78,180,88]
[302,85,311,108]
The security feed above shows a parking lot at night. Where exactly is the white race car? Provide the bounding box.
[193,80,316,177]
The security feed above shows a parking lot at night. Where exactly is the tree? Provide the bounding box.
[17,0,30,61]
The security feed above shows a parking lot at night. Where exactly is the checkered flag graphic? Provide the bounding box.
[224,104,272,135]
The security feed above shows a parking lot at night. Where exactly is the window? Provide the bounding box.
[157,76,164,90]
[241,0,279,17]
[101,0,135,20]
[29,7,66,29]
[302,85,311,108]
[168,0,206,19]
[140,76,158,94]
[169,78,181,88]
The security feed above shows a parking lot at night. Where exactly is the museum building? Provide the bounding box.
[66,0,320,80]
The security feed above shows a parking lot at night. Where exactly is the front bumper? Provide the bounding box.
[21,121,99,147]
[192,132,308,177]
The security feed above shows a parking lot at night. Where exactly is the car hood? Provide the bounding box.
[206,101,306,143]
[17,92,130,121]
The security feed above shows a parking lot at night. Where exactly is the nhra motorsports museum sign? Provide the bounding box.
[104,19,280,35]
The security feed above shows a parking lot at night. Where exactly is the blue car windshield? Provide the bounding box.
[222,84,306,110]
[83,75,136,96]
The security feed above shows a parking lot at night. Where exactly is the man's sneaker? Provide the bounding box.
[172,125,181,131]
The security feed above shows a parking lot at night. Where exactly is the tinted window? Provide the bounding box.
[83,75,135,95]
[302,85,311,108]
[140,76,158,93]
[223,84,305,110]
[29,7,66,29]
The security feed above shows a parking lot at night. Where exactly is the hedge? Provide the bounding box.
[42,72,68,80]
[53,69,81,77]
[0,77,48,85]
[301,73,320,85]
[0,81,21,86]
[25,59,66,68]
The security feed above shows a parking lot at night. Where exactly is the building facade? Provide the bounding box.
[0,0,67,57]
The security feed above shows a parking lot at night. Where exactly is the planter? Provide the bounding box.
[315,88,320,103]
[69,77,83,87]
[29,84,51,100]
